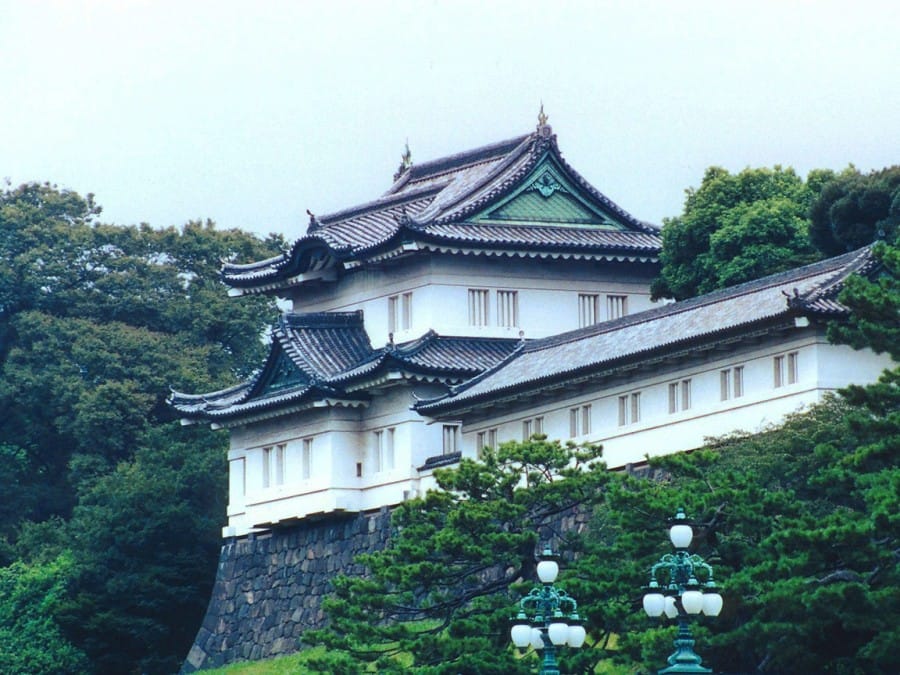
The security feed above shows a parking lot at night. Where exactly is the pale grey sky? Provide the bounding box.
[2,1,898,239]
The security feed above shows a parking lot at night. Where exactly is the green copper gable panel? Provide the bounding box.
[259,351,310,395]
[472,155,628,230]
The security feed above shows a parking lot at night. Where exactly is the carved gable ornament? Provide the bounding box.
[530,170,567,198]
[473,158,624,230]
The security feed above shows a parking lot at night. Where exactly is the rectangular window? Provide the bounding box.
[402,292,412,329]
[681,380,691,411]
[477,428,498,452]
[787,351,798,384]
[774,355,785,387]
[668,382,680,413]
[388,295,398,333]
[620,392,641,425]
[262,446,271,488]
[722,367,745,400]
[607,294,628,320]
[262,444,285,488]
[570,405,591,436]
[523,416,545,440]
[388,293,413,332]
[375,428,395,472]
[468,289,489,326]
[301,438,313,479]
[496,290,519,327]
[442,425,460,455]
[578,293,600,328]
[274,444,285,486]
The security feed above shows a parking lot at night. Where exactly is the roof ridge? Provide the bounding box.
[401,134,532,184]
[525,249,868,354]
[318,185,443,226]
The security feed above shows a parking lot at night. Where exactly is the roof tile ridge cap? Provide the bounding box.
[222,251,288,273]
[407,134,532,178]
[320,184,444,225]
[523,261,843,354]
[394,329,439,357]
[325,348,388,384]
[549,137,656,233]
[445,338,528,397]
[168,379,251,403]
[384,164,414,195]
[429,133,542,225]
[796,245,876,303]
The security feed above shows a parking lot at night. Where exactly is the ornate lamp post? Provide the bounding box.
[642,509,723,674]
[510,546,586,675]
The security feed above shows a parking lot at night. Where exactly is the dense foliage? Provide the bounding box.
[810,167,900,256]
[0,182,281,674]
[305,439,610,674]
[309,240,899,673]
[650,166,824,300]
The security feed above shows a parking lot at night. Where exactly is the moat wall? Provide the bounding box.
[181,508,394,672]
[181,504,590,672]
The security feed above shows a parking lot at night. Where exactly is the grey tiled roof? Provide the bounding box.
[415,247,876,416]
[168,315,519,422]
[223,126,661,289]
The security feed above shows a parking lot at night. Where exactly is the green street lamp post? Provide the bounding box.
[642,509,724,674]
[510,546,586,675]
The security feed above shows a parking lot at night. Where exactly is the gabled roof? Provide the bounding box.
[415,247,878,417]
[223,123,661,293]
[168,312,519,425]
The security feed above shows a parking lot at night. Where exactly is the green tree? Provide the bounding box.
[810,167,900,256]
[0,553,90,674]
[651,166,822,300]
[306,438,611,674]
[0,182,283,673]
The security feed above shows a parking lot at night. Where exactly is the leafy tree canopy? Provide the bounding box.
[651,166,824,300]
[0,181,283,673]
[305,438,610,674]
[810,166,900,256]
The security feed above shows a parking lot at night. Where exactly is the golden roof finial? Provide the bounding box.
[537,102,548,129]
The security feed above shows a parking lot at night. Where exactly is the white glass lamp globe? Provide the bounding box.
[643,592,665,617]
[681,589,704,614]
[664,596,678,619]
[536,558,559,584]
[530,627,544,650]
[511,621,532,648]
[702,591,724,616]
[669,523,693,549]
[567,623,587,648]
[548,618,570,646]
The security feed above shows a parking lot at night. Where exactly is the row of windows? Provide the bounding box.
[475,352,799,445]
[261,440,313,488]
[390,290,631,331]
[258,354,800,483]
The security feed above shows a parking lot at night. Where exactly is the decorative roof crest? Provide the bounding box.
[393,139,413,181]
[537,102,548,129]
[306,208,320,231]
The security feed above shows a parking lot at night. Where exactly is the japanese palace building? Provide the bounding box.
[169,119,892,539]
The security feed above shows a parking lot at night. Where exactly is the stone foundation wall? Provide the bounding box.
[181,508,393,672]
[181,502,595,672]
